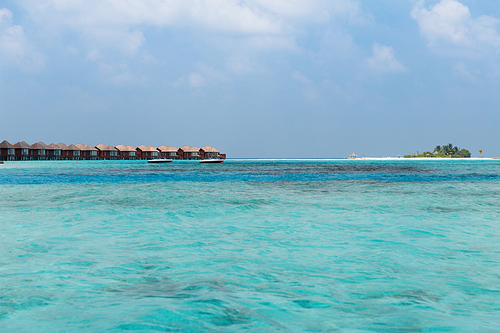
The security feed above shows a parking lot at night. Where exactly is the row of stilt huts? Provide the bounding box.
[0,140,226,161]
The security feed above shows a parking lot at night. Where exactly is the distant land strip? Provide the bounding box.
[403,144,472,158]
[0,140,225,161]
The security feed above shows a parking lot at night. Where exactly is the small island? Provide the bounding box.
[404,143,471,158]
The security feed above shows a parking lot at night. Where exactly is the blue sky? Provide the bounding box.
[1,0,500,158]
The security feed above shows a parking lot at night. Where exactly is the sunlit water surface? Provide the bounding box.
[1,160,500,332]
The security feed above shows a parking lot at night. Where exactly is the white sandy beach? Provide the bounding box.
[353,157,494,160]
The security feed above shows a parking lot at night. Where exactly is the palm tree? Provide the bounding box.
[479,149,483,157]
[441,144,450,156]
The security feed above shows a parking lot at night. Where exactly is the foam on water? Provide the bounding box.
[1,160,500,332]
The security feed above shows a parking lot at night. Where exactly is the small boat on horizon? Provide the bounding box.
[200,158,224,163]
[147,158,173,163]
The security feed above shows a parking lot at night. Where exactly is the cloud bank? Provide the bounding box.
[412,0,500,51]
[0,8,45,70]
[17,0,363,55]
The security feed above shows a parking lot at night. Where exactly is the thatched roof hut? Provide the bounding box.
[12,141,30,158]
[27,142,48,158]
[0,140,14,149]
[95,144,118,158]
[157,145,178,158]
[13,141,31,149]
[115,145,136,152]
[65,144,80,151]
[179,146,199,152]
[137,145,158,152]
[115,144,137,158]
[96,144,118,151]
[136,145,159,158]
[61,144,81,158]
[44,143,62,158]
[75,144,98,151]
[200,146,220,153]
[178,145,200,159]
[157,146,178,152]
[75,144,98,158]
[46,143,62,155]
[30,142,48,149]
[199,146,221,159]
[0,140,15,160]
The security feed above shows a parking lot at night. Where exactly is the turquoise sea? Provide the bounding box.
[1,159,500,332]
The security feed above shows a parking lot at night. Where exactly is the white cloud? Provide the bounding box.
[291,71,317,99]
[86,49,101,61]
[0,8,46,70]
[17,0,363,55]
[97,62,145,85]
[453,62,480,82]
[411,0,500,50]
[11,0,367,84]
[171,63,228,89]
[367,43,406,73]
[18,0,363,33]
[187,72,205,88]
[226,54,260,75]
[291,71,313,84]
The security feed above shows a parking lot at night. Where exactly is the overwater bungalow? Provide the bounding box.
[57,143,69,158]
[178,146,200,160]
[96,144,119,159]
[58,143,81,159]
[157,146,178,159]
[46,143,62,160]
[115,145,137,159]
[75,144,99,159]
[200,146,220,159]
[57,143,68,150]
[29,142,49,160]
[0,140,15,161]
[137,145,159,159]
[12,141,30,160]
[1,139,226,161]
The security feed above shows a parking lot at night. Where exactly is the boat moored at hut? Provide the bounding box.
[157,146,179,159]
[115,145,137,159]
[0,140,15,161]
[200,146,221,159]
[1,139,226,161]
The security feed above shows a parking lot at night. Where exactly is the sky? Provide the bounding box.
[1,0,500,158]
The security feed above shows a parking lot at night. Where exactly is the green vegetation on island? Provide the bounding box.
[404,143,471,158]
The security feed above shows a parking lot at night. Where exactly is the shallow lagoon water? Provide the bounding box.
[1,160,500,332]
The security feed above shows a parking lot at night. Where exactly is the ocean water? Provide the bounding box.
[1,159,500,332]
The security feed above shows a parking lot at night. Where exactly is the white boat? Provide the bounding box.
[200,158,224,163]
[147,158,173,163]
